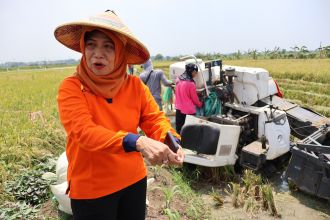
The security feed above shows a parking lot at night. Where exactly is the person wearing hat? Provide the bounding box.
[174,63,203,134]
[139,59,174,110]
[55,10,184,219]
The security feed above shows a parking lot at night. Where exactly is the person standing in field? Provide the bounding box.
[140,59,174,110]
[55,10,184,219]
[128,64,134,74]
[175,63,203,134]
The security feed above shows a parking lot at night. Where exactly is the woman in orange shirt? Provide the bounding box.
[55,10,184,219]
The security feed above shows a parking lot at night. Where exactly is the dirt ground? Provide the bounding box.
[145,167,330,220]
[198,180,330,220]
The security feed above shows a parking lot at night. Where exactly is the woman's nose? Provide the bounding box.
[94,47,104,58]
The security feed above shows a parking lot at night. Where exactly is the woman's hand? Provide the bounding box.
[136,136,185,166]
[172,146,185,164]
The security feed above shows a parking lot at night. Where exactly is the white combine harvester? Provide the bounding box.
[170,56,292,170]
[170,56,329,200]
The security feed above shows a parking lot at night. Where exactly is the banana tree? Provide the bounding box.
[298,45,308,58]
[247,49,258,60]
[270,46,280,59]
[324,45,330,58]
[317,42,324,58]
[290,45,300,59]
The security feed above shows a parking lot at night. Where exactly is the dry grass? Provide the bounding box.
[227,170,281,218]
[224,59,330,83]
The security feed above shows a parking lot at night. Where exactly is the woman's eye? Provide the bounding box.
[105,44,114,50]
[86,42,95,48]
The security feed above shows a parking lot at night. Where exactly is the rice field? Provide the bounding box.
[0,67,72,204]
[224,59,330,83]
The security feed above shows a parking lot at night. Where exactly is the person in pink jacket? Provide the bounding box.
[175,63,203,133]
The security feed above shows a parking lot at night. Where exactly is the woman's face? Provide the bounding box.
[84,30,115,76]
[192,70,198,78]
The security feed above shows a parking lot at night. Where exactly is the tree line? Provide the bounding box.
[152,44,330,61]
[1,44,330,70]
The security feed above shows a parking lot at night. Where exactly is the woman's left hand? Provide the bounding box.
[167,146,185,165]
[136,136,185,166]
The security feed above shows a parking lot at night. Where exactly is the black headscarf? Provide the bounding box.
[178,63,198,82]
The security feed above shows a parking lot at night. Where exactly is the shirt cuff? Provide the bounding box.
[174,137,181,145]
[123,133,141,152]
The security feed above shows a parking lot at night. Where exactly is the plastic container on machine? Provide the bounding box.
[170,59,203,82]
[258,109,291,160]
[194,66,221,89]
[224,65,270,106]
[169,59,220,89]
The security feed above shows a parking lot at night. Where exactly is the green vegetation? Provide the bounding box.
[0,201,40,219]
[171,168,211,219]
[148,166,210,219]
[5,156,56,206]
[152,184,182,210]
[0,64,76,72]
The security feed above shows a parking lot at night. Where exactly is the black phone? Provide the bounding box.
[164,131,180,153]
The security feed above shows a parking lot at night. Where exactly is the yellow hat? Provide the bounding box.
[54,10,150,64]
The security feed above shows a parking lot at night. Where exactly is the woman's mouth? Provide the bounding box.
[93,63,105,70]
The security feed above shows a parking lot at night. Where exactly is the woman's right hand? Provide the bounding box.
[136,136,184,166]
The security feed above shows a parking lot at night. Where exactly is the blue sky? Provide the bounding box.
[0,0,329,63]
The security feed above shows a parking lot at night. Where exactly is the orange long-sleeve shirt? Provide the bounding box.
[57,75,177,199]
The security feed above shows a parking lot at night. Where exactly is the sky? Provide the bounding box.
[0,0,329,63]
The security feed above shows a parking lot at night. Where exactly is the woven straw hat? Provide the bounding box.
[54,10,150,64]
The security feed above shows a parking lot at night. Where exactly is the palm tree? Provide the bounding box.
[290,45,300,59]
[234,50,242,60]
[270,46,280,59]
[262,48,270,58]
[317,42,324,58]
[324,45,330,58]
[298,45,308,58]
[247,49,258,60]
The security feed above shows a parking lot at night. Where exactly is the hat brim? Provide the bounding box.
[54,13,150,65]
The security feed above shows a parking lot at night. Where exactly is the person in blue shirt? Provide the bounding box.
[140,59,174,110]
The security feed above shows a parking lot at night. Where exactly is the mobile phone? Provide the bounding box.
[164,131,180,153]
